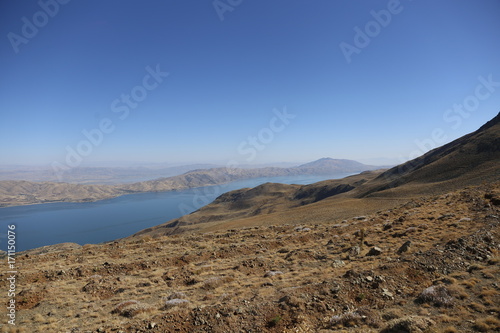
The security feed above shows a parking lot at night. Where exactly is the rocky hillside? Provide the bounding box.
[357,112,500,198]
[133,113,500,239]
[3,183,499,332]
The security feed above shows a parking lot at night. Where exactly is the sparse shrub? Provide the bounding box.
[33,313,45,323]
[480,288,498,300]
[329,308,380,328]
[355,293,366,302]
[380,316,435,333]
[468,264,486,273]
[201,276,233,290]
[474,316,500,332]
[442,326,458,333]
[381,308,404,321]
[112,300,153,318]
[264,270,283,278]
[417,285,453,307]
[469,302,486,313]
[167,291,187,300]
[447,284,469,300]
[163,298,190,309]
[267,315,282,328]
[121,303,154,318]
[462,278,480,289]
[111,300,139,314]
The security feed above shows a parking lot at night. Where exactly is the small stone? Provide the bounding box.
[397,241,412,254]
[331,260,345,268]
[366,246,383,256]
[348,246,361,257]
[264,270,283,277]
[148,322,157,329]
[382,288,394,299]
[366,276,373,282]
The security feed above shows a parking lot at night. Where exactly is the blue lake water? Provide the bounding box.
[0,174,352,251]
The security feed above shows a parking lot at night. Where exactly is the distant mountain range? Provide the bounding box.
[0,159,380,207]
[132,112,500,239]
[0,164,220,184]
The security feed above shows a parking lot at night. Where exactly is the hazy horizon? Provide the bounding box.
[1,1,499,170]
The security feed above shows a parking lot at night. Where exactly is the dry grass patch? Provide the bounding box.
[473,316,500,332]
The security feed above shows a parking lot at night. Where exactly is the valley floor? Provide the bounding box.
[1,183,499,332]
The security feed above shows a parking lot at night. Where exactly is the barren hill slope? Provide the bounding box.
[355,112,500,198]
[133,112,500,238]
[5,183,499,332]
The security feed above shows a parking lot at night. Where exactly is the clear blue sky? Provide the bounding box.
[1,0,499,167]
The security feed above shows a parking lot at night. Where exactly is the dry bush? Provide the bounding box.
[473,316,500,332]
[121,303,154,318]
[469,302,486,313]
[462,278,480,289]
[329,308,380,328]
[380,316,435,333]
[417,285,453,307]
[381,308,404,321]
[33,313,45,323]
[479,288,498,299]
[163,298,190,309]
[442,326,458,333]
[447,284,469,300]
[167,291,187,300]
[111,300,153,318]
[436,314,456,323]
[111,300,139,314]
[201,276,233,290]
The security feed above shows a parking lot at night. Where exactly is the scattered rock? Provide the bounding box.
[163,298,190,309]
[383,222,393,230]
[382,288,394,299]
[264,270,283,277]
[167,291,187,300]
[416,285,453,307]
[331,260,345,268]
[397,241,412,254]
[366,246,383,256]
[348,246,361,258]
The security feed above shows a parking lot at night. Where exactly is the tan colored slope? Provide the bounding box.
[131,171,382,238]
[356,111,500,198]
[132,112,500,239]
[0,180,122,207]
[4,183,499,332]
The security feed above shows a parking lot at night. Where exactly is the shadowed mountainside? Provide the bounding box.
[133,112,500,238]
